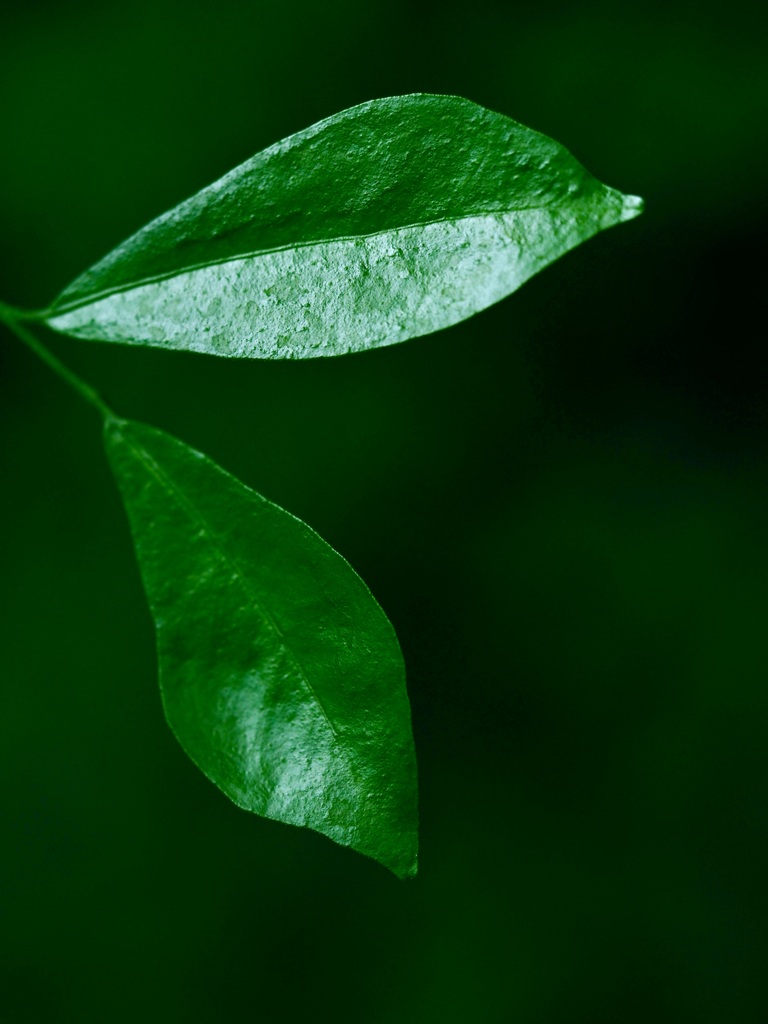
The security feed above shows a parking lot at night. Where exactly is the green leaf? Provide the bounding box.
[104,417,418,878]
[47,94,642,358]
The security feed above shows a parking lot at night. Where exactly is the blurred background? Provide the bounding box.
[1,0,767,1020]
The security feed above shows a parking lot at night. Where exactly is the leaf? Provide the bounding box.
[104,417,418,878]
[47,94,642,358]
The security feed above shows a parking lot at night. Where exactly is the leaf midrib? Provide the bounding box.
[50,197,588,317]
[117,421,343,743]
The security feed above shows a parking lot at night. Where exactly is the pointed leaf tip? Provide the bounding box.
[620,193,644,221]
[104,418,418,877]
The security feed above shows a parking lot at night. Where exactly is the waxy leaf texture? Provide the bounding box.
[48,95,642,357]
[105,418,418,877]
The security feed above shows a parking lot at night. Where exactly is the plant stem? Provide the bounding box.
[0,298,45,322]
[0,304,116,421]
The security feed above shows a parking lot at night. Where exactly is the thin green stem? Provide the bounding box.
[0,298,45,322]
[0,304,116,420]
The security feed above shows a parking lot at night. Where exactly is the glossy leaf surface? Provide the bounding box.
[105,417,418,877]
[48,94,642,358]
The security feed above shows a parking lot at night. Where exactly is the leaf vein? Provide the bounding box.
[118,424,342,742]
[49,201,584,316]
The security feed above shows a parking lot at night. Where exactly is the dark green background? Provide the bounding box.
[2,1,766,1020]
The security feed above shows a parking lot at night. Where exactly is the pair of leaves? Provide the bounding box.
[47,95,641,876]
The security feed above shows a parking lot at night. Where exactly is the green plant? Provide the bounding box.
[0,94,641,878]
